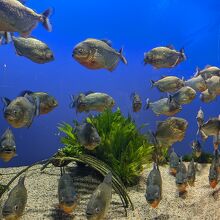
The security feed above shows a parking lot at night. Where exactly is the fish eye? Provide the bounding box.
[95,207,100,213]
[14,205,18,210]
[13,110,17,114]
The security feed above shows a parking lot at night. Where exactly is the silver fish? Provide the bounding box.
[130,92,142,113]
[58,173,79,214]
[0,0,52,36]
[70,92,115,113]
[176,158,188,193]
[150,76,185,93]
[200,89,216,103]
[194,65,220,80]
[144,45,186,69]
[172,86,196,105]
[2,93,40,128]
[191,140,202,158]
[155,117,188,146]
[75,122,101,150]
[12,36,54,64]
[146,96,182,116]
[185,75,207,92]
[187,158,196,186]
[169,148,179,176]
[196,107,204,128]
[86,172,112,220]
[206,76,220,95]
[209,150,220,189]
[200,118,220,137]
[20,90,58,115]
[145,163,162,208]
[0,128,16,162]
[73,38,127,71]
[2,176,27,220]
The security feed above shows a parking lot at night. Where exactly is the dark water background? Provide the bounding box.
[1,0,220,167]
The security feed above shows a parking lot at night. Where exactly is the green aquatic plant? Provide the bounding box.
[58,108,154,187]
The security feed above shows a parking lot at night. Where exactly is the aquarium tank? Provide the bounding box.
[0,0,220,219]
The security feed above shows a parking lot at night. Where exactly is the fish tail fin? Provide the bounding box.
[4,32,12,44]
[119,48,128,65]
[150,80,155,88]
[180,47,186,60]
[69,95,75,108]
[145,98,150,110]
[18,175,26,185]
[35,97,40,116]
[104,172,112,184]
[41,8,53,32]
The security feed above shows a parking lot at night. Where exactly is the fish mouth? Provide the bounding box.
[4,113,16,121]
[59,202,77,214]
[169,168,177,176]
[146,198,160,208]
[176,183,188,192]
[210,180,218,189]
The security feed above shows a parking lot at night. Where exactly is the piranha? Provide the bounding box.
[58,173,79,214]
[2,176,27,220]
[169,148,179,176]
[176,158,188,194]
[191,140,202,158]
[150,76,185,93]
[73,38,127,72]
[194,65,220,80]
[187,158,196,186]
[75,122,101,150]
[196,107,204,128]
[155,117,188,146]
[185,75,207,92]
[199,117,220,138]
[206,76,220,95]
[2,93,40,128]
[70,92,115,113]
[146,96,182,116]
[144,45,186,69]
[130,92,142,113]
[0,128,16,162]
[0,0,52,36]
[171,86,196,105]
[12,36,54,64]
[145,163,162,208]
[86,172,112,220]
[213,134,220,150]
[209,150,220,189]
[200,89,216,103]
[20,90,58,115]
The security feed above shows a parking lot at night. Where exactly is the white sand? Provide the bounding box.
[0,163,219,220]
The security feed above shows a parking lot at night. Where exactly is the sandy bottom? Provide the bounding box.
[0,163,219,220]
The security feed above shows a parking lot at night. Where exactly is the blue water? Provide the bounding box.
[0,0,220,167]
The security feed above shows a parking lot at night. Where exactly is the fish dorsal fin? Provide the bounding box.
[195,66,201,76]
[2,97,11,106]
[19,90,33,97]
[165,45,175,50]
[101,39,112,47]
[160,75,166,79]
[205,64,212,69]
[84,91,94,96]
[18,175,26,185]
[103,172,112,184]
[18,0,26,5]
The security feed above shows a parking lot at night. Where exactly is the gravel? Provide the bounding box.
[0,162,219,220]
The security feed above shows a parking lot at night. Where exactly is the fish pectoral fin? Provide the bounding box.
[172,56,180,67]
